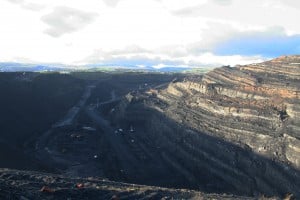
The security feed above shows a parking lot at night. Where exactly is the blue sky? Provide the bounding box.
[0,0,299,67]
[214,34,300,57]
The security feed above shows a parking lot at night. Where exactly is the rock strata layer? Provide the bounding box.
[159,55,300,168]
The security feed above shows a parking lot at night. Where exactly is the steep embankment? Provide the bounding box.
[110,56,300,198]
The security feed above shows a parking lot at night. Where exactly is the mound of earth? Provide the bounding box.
[0,168,259,200]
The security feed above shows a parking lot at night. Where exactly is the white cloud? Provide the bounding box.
[270,0,300,10]
[82,42,266,67]
[41,6,98,37]
[172,0,300,34]
[4,0,44,11]
[0,0,299,66]
[5,0,23,4]
[211,0,232,6]
[186,24,291,54]
[102,0,121,7]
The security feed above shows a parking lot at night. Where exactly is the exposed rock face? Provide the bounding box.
[159,56,300,168]
[111,56,300,198]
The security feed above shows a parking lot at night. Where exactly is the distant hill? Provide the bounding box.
[0,62,214,73]
[0,62,68,72]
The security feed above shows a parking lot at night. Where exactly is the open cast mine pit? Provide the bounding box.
[0,56,299,199]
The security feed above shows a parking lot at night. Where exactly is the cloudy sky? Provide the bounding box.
[0,0,299,68]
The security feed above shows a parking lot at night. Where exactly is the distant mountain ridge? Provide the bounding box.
[0,62,213,73]
[0,62,67,72]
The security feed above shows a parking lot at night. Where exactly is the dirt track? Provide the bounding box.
[34,85,95,171]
